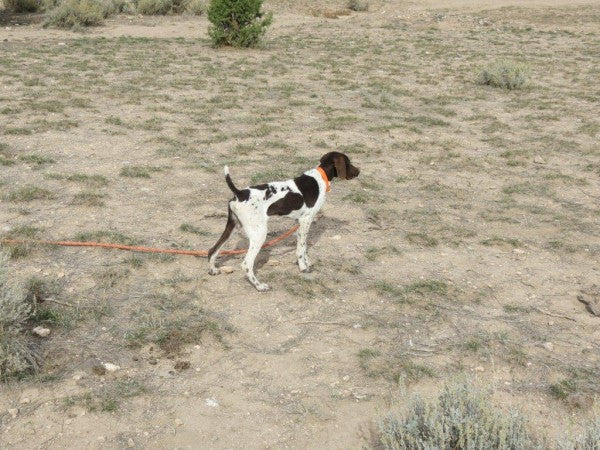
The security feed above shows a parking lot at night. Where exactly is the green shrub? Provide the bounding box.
[3,0,42,12]
[44,0,107,28]
[0,252,39,381]
[207,0,272,48]
[348,0,368,12]
[377,383,540,449]
[479,61,529,90]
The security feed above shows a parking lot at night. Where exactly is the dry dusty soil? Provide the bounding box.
[1,0,600,448]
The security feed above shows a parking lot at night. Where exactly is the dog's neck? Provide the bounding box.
[316,166,331,192]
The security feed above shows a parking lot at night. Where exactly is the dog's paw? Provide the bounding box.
[208,267,220,275]
[255,283,271,292]
[300,265,312,273]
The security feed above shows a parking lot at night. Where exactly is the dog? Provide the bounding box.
[208,152,360,291]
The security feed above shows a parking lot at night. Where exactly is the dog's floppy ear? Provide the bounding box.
[333,154,347,180]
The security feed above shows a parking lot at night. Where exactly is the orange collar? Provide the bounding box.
[316,167,331,192]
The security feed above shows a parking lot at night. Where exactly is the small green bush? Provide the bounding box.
[207,0,272,48]
[3,0,42,12]
[44,0,108,28]
[377,383,541,449]
[479,61,529,90]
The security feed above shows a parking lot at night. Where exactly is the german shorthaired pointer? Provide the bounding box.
[208,152,360,291]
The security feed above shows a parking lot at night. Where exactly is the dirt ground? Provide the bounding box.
[1,0,600,448]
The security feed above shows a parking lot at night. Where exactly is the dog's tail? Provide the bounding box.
[223,166,244,200]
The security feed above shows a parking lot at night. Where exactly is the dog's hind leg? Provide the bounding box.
[241,221,269,291]
[208,204,236,275]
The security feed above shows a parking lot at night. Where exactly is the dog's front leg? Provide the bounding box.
[296,216,313,273]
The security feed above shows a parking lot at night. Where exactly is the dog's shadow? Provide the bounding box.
[215,215,350,269]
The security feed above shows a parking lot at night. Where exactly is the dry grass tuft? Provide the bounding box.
[0,252,40,381]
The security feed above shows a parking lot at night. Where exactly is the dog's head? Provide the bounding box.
[319,152,360,180]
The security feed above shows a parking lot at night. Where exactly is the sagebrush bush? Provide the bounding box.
[348,0,368,12]
[0,252,39,381]
[207,0,272,48]
[43,0,113,28]
[131,0,200,15]
[3,0,41,12]
[377,383,541,449]
[562,415,600,450]
[183,0,202,15]
[479,61,529,90]
[136,0,178,14]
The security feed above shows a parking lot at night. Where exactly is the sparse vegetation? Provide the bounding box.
[119,165,163,178]
[4,185,54,202]
[1,1,599,446]
[3,0,41,12]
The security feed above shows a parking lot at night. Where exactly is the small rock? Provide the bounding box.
[543,342,554,351]
[148,358,158,365]
[19,388,39,404]
[577,287,600,316]
[127,438,135,448]
[221,266,234,274]
[533,156,546,164]
[8,408,18,419]
[342,375,350,382]
[512,248,525,254]
[72,371,86,381]
[474,366,485,372]
[32,326,51,337]
[103,363,120,372]
[97,436,106,442]
[174,418,184,426]
[67,405,87,418]
[330,235,341,240]
[266,259,280,266]
[205,398,219,407]
[174,360,190,372]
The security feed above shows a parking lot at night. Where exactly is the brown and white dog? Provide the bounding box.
[208,152,360,291]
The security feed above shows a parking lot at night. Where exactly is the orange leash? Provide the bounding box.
[0,225,300,257]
